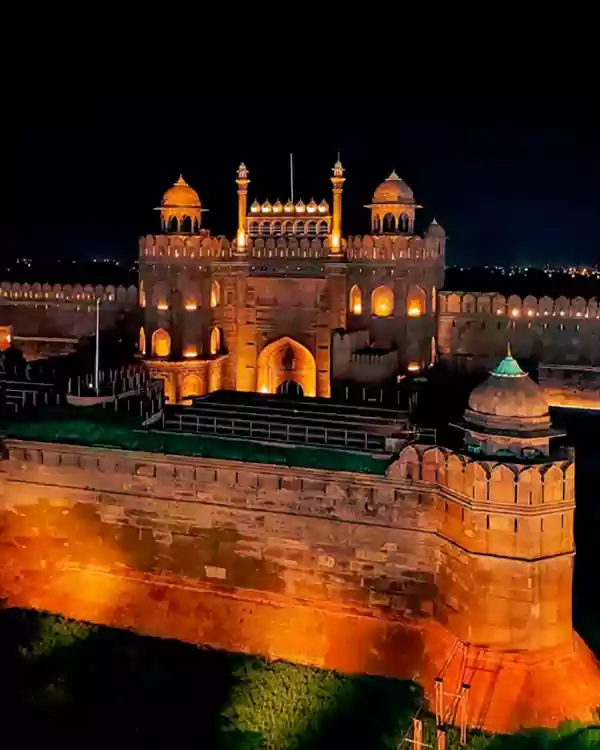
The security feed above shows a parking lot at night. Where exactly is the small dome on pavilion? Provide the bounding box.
[295,199,306,213]
[465,348,550,434]
[162,175,201,208]
[307,198,318,213]
[318,199,330,213]
[272,199,283,213]
[426,218,446,238]
[372,171,415,205]
[261,199,272,213]
[250,199,261,213]
[284,199,295,212]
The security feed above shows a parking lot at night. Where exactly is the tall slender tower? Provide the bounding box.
[330,159,345,254]
[236,162,250,253]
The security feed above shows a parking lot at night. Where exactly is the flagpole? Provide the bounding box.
[94,298,100,394]
[290,153,294,203]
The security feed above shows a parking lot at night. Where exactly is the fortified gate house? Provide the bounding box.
[139,163,446,403]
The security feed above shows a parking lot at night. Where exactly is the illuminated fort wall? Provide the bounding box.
[0,435,597,732]
[0,283,137,359]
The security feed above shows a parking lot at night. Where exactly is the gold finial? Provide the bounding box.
[175,174,188,186]
[507,341,512,357]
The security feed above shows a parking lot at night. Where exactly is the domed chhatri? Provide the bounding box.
[162,175,201,209]
[372,170,415,205]
[159,175,204,233]
[466,348,550,432]
[461,347,556,458]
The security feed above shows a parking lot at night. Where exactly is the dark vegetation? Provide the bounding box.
[0,608,597,748]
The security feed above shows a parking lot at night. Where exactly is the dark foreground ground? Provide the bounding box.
[0,607,597,748]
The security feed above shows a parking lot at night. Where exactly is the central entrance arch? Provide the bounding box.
[257,337,316,398]
[276,380,304,397]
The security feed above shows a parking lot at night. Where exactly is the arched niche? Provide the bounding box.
[152,328,171,358]
[256,336,316,398]
[371,285,394,317]
[349,285,362,315]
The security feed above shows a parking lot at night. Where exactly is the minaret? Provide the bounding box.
[330,158,345,254]
[236,162,250,253]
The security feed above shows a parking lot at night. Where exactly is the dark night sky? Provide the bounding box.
[2,88,599,268]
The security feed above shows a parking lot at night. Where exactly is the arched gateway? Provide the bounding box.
[256,337,316,398]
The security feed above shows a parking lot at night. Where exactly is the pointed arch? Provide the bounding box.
[139,327,146,355]
[349,285,362,315]
[210,327,221,355]
[181,374,204,400]
[371,285,394,317]
[257,336,316,397]
[210,280,221,308]
[152,328,171,357]
[407,285,426,317]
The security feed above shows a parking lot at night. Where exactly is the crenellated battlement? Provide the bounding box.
[140,233,446,264]
[439,291,600,320]
[0,281,137,305]
[346,234,444,262]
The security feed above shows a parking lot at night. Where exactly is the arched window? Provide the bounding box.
[383,214,396,233]
[168,216,179,233]
[295,221,305,235]
[372,215,381,233]
[139,280,146,308]
[152,328,171,357]
[273,221,282,234]
[139,327,146,355]
[210,280,220,308]
[284,221,293,234]
[181,216,192,233]
[307,221,317,236]
[260,221,270,235]
[399,214,409,232]
[349,285,362,315]
[407,285,426,317]
[371,285,394,317]
[318,220,328,235]
[249,221,259,236]
[210,327,221,355]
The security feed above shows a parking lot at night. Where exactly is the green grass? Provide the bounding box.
[1,608,598,748]
[0,406,392,475]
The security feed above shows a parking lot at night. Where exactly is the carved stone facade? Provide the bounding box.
[140,167,445,402]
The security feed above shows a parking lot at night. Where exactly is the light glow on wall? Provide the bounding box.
[185,301,197,311]
[183,347,197,358]
[157,301,169,311]
[260,385,269,394]
[511,308,520,317]
[372,286,394,317]
[210,281,220,308]
[407,305,422,318]
[407,362,420,372]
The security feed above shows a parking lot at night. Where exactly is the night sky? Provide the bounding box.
[2,90,599,268]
